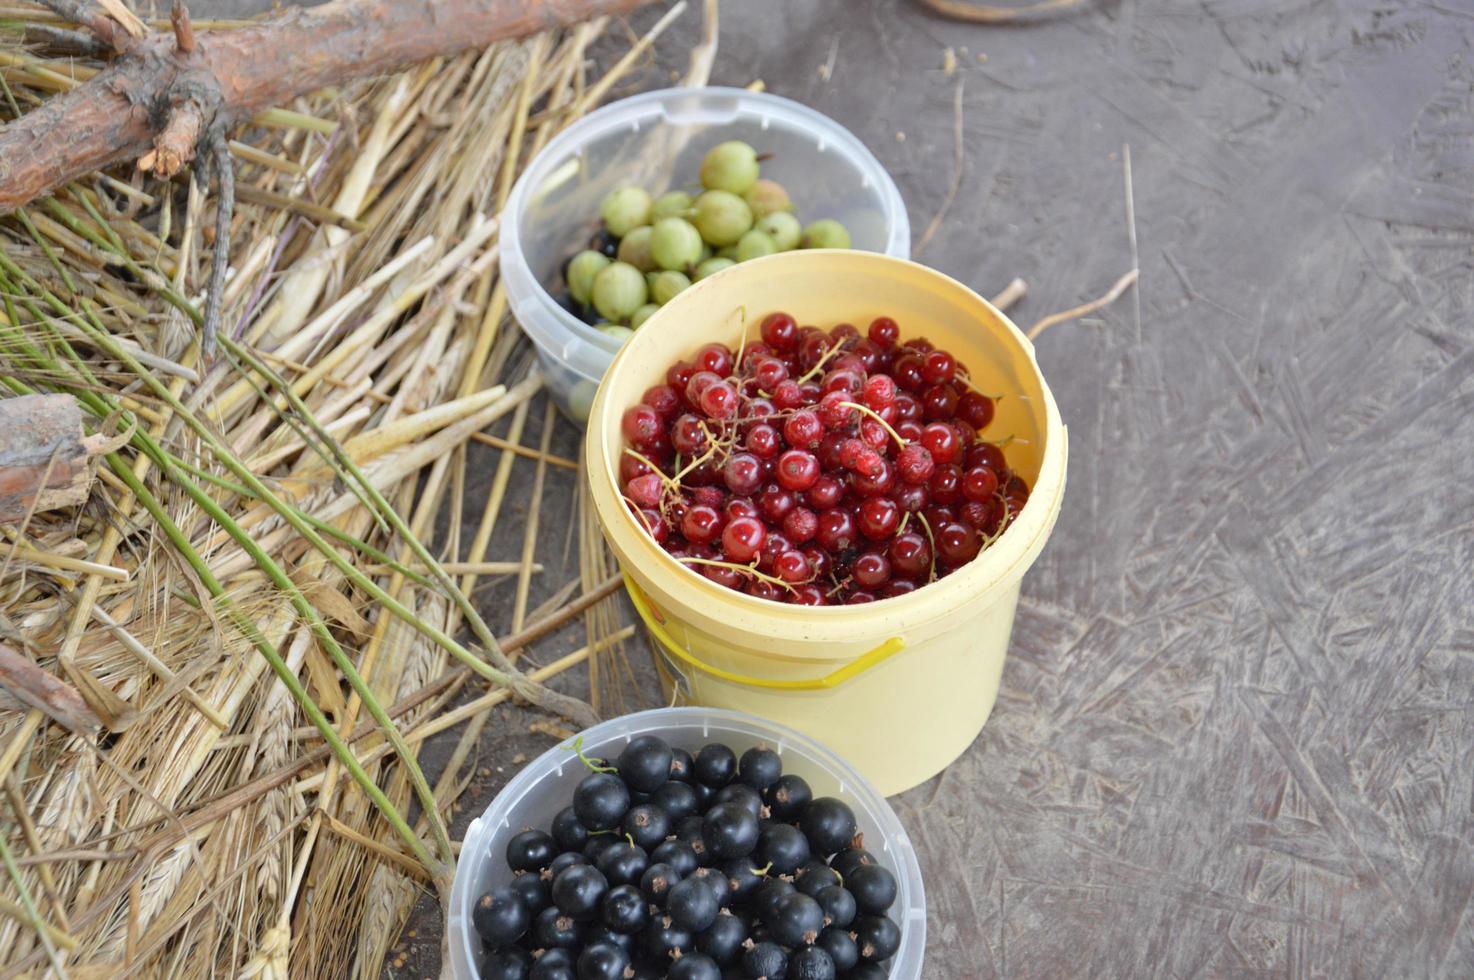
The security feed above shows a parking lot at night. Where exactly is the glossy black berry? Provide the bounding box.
[573,773,630,831]
[755,822,810,875]
[529,946,575,980]
[766,891,825,947]
[752,877,796,923]
[829,845,874,879]
[617,735,674,794]
[549,851,588,878]
[847,863,898,914]
[510,870,551,914]
[691,780,718,809]
[551,863,608,920]
[575,939,630,980]
[844,965,889,980]
[794,861,840,898]
[720,857,765,905]
[764,774,812,821]
[703,802,760,860]
[639,862,681,905]
[473,885,530,946]
[799,798,857,857]
[622,803,671,852]
[533,904,584,949]
[737,747,782,791]
[813,883,856,928]
[696,909,749,965]
[688,865,729,905]
[788,944,837,980]
[480,944,532,980]
[583,835,621,863]
[714,783,764,820]
[624,962,663,980]
[741,940,787,979]
[506,829,557,873]
[650,839,700,877]
[595,840,648,887]
[817,925,859,971]
[641,914,694,960]
[693,743,738,787]
[651,779,701,820]
[667,875,721,932]
[584,923,636,952]
[853,914,902,962]
[599,883,650,934]
[551,805,589,852]
[669,746,695,782]
[669,952,722,980]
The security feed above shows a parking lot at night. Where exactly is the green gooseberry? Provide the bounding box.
[717,244,740,260]
[699,242,713,262]
[651,217,704,271]
[649,270,691,305]
[735,229,777,263]
[566,249,610,305]
[757,210,802,251]
[616,226,656,272]
[699,140,760,194]
[599,324,636,342]
[591,261,648,321]
[693,190,753,247]
[630,304,661,329]
[802,218,852,249]
[743,178,791,219]
[694,257,735,280]
[600,187,653,237]
[652,190,693,222]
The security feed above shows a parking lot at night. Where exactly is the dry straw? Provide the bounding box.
[0,2,703,974]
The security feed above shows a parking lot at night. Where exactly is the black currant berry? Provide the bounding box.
[549,851,587,878]
[755,822,811,875]
[650,839,700,877]
[767,891,825,947]
[532,904,584,949]
[669,952,722,980]
[764,773,813,821]
[506,828,557,874]
[472,885,529,947]
[720,857,765,905]
[789,943,837,979]
[550,805,589,852]
[639,861,681,905]
[737,746,782,791]
[480,945,532,980]
[847,863,898,914]
[617,735,674,794]
[651,779,701,820]
[695,908,749,965]
[641,914,694,960]
[814,883,856,928]
[667,875,721,932]
[585,923,636,952]
[702,802,760,860]
[794,861,841,898]
[551,863,608,920]
[528,946,575,980]
[714,783,764,819]
[693,743,738,787]
[845,964,889,980]
[752,877,796,923]
[687,865,729,905]
[595,840,649,887]
[600,883,650,934]
[799,798,857,856]
[853,914,902,962]
[509,870,550,914]
[575,939,630,980]
[573,773,630,831]
[829,845,875,879]
[741,940,787,979]
[669,746,695,782]
[817,924,860,971]
[583,835,621,863]
[622,803,672,851]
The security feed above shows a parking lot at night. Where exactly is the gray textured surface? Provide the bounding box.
[183,0,1474,974]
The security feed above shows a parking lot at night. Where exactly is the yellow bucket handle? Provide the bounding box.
[625,579,906,691]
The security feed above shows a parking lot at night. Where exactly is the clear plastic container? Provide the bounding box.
[447,707,926,979]
[502,87,911,423]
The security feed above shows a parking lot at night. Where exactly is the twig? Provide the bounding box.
[1027,268,1139,341]
[37,0,128,51]
[170,0,195,53]
[914,0,1091,23]
[990,277,1027,312]
[469,431,579,469]
[202,135,233,356]
[22,23,105,57]
[0,642,102,735]
[1123,143,1142,344]
[916,78,964,255]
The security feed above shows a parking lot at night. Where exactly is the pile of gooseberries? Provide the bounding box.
[474,734,902,979]
[563,141,854,342]
[617,312,1030,605]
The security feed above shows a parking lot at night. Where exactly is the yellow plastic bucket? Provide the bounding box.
[585,250,1067,795]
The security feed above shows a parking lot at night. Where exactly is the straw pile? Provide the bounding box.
[0,1,706,974]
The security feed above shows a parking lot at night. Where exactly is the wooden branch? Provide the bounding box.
[0,0,657,215]
[0,643,102,735]
[0,394,109,523]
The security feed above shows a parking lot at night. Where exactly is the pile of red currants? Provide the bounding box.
[618,312,1030,605]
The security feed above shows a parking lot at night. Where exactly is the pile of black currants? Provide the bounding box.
[473,734,903,979]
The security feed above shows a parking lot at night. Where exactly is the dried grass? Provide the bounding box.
[0,1,702,973]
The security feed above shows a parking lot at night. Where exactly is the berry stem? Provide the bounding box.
[837,400,908,449]
[563,735,617,774]
[915,511,939,583]
[955,370,1003,400]
[795,342,846,384]
[677,556,799,593]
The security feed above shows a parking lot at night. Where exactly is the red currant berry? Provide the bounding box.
[966,442,1007,474]
[722,452,763,496]
[695,343,734,377]
[896,419,924,443]
[702,563,743,589]
[624,473,663,508]
[858,497,901,540]
[681,504,723,545]
[773,550,810,583]
[816,508,859,552]
[666,360,696,391]
[721,516,766,562]
[830,322,861,344]
[893,355,926,393]
[868,316,900,346]
[859,417,889,450]
[904,336,935,354]
[957,391,994,430]
[620,404,659,446]
[921,384,959,420]
[801,545,830,578]
[783,507,818,543]
[852,551,891,589]
[847,591,877,604]
[798,333,831,372]
[638,508,667,544]
[789,583,827,606]
[923,504,956,530]
[671,414,708,455]
[772,380,804,410]
[686,370,721,404]
[700,381,739,420]
[643,385,682,418]
[723,497,758,522]
[893,392,922,423]
[693,485,726,508]
[817,391,856,429]
[936,522,982,565]
[960,499,998,532]
[775,450,820,492]
[754,358,789,392]
[888,531,932,579]
[783,411,823,450]
[852,340,883,374]
[895,444,936,485]
[851,456,895,497]
[619,453,652,484]
[745,423,781,459]
[760,312,799,352]
[757,485,796,523]
[962,466,999,502]
[879,580,917,599]
[747,579,785,602]
[921,350,956,386]
[805,475,844,510]
[862,374,896,409]
[921,423,961,464]
[894,482,930,512]
[929,464,963,504]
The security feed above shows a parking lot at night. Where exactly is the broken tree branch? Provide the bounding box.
[0,643,102,735]
[0,0,658,215]
[201,136,233,354]
[0,394,112,523]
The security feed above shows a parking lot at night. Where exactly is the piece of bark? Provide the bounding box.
[0,642,102,735]
[0,393,112,523]
[0,0,657,215]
